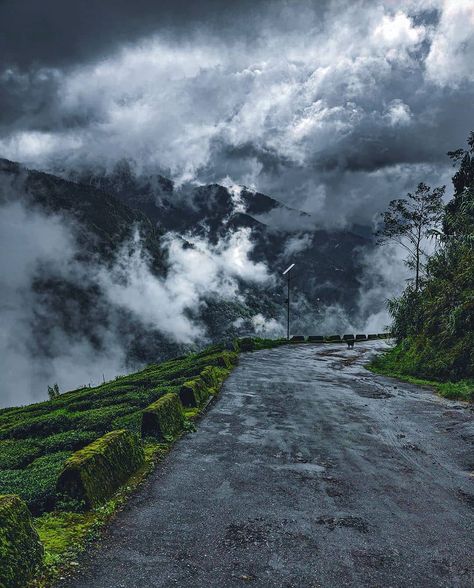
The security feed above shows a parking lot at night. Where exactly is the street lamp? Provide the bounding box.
[282,263,295,340]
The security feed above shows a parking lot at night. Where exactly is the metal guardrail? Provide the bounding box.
[290,333,392,343]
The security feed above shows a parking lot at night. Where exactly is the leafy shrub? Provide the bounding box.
[111,411,143,434]
[68,404,136,432]
[0,451,72,515]
[0,439,42,469]
[0,410,73,440]
[38,430,99,453]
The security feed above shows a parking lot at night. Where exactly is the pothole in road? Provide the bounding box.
[457,488,474,508]
[224,519,272,548]
[351,548,397,569]
[352,380,394,399]
[315,515,369,533]
[224,519,319,551]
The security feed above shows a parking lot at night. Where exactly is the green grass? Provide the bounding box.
[368,344,474,402]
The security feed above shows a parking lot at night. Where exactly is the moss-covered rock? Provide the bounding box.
[0,494,44,588]
[141,393,184,440]
[215,351,238,369]
[56,430,144,508]
[199,366,223,389]
[179,377,209,408]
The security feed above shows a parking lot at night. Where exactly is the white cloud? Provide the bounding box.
[372,11,426,59]
[0,197,273,406]
[425,0,474,86]
[385,99,412,126]
[0,1,471,226]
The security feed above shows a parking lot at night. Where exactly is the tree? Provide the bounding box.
[47,383,60,400]
[377,182,445,291]
[445,131,474,239]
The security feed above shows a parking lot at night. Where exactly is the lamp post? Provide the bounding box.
[282,263,295,340]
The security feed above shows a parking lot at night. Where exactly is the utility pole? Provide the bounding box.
[282,263,295,340]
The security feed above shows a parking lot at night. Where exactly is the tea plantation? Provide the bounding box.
[0,344,238,516]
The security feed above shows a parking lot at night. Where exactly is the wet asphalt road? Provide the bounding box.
[58,342,474,588]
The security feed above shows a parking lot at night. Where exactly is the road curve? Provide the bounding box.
[58,342,474,588]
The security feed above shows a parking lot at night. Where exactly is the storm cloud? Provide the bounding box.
[1,0,473,226]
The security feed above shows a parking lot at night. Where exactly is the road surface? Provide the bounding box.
[58,342,474,588]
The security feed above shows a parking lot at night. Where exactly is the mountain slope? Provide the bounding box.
[75,160,371,310]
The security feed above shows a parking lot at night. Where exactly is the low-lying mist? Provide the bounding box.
[0,188,406,408]
[0,198,274,408]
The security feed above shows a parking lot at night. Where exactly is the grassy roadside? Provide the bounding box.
[19,337,287,586]
[31,440,168,586]
[367,345,474,403]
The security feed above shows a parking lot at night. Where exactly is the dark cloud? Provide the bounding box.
[1,0,473,227]
[0,0,272,69]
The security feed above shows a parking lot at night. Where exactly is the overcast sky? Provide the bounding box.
[1,0,473,226]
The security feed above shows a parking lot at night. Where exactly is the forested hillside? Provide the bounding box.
[372,132,474,400]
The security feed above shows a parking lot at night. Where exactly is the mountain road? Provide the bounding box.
[57,341,474,588]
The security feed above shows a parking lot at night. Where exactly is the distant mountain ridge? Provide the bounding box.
[72,160,371,310]
[1,157,372,366]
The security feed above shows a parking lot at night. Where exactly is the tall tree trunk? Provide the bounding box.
[415,225,422,292]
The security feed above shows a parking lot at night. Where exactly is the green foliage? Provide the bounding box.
[0,452,72,515]
[368,344,474,402]
[38,430,99,453]
[0,346,237,517]
[56,430,145,508]
[141,393,184,440]
[377,182,445,290]
[0,494,44,588]
[384,132,474,382]
[47,383,60,400]
[0,439,42,469]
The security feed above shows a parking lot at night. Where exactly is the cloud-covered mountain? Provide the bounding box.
[0,157,383,406]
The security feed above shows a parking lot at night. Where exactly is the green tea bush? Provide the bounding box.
[0,439,42,469]
[0,451,72,514]
[68,404,136,432]
[0,345,238,515]
[38,430,99,453]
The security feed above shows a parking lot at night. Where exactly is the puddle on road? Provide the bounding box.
[271,462,326,474]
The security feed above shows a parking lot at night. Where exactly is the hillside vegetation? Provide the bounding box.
[371,132,474,401]
[0,339,265,585]
[0,344,237,515]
